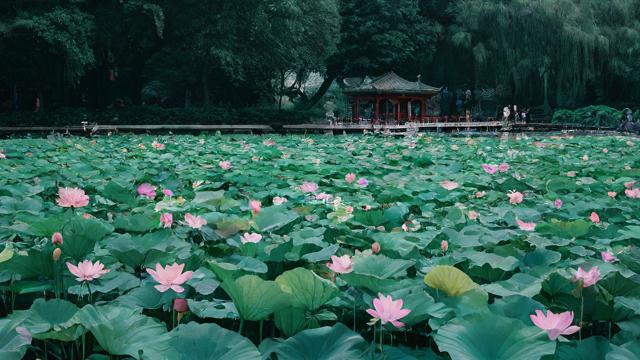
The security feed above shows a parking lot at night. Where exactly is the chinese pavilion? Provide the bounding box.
[342,71,441,123]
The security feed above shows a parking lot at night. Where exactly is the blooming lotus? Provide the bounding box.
[66,260,109,282]
[603,148,609,154]
[573,266,600,287]
[57,187,90,208]
[624,181,636,189]
[162,189,173,197]
[326,255,353,274]
[475,191,486,198]
[440,180,459,190]
[241,232,262,244]
[249,200,262,214]
[357,178,368,187]
[315,192,333,201]
[137,183,157,199]
[300,182,318,193]
[482,164,497,174]
[51,232,63,245]
[366,293,411,328]
[517,219,536,231]
[601,250,617,263]
[372,242,381,254]
[498,162,510,172]
[567,171,577,177]
[608,191,617,198]
[468,210,478,220]
[219,161,232,170]
[345,173,356,183]
[590,212,600,224]
[554,199,563,209]
[146,263,193,293]
[530,310,580,340]
[582,154,589,161]
[272,196,287,205]
[508,191,524,204]
[625,188,640,199]
[0,151,5,159]
[160,213,173,228]
[152,141,165,150]
[184,213,206,229]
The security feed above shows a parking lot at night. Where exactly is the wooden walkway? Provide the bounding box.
[0,124,274,134]
[283,121,504,133]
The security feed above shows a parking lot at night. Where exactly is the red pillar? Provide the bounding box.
[420,98,426,122]
[355,96,360,123]
[396,100,400,122]
[375,97,380,121]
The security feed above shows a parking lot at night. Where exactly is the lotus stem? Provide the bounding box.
[239,318,244,335]
[353,294,356,332]
[86,282,93,304]
[259,320,264,342]
[579,295,584,341]
[379,323,384,353]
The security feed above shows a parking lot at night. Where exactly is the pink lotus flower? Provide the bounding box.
[151,141,165,150]
[345,173,356,183]
[498,163,510,172]
[440,180,459,191]
[608,191,617,198]
[601,250,617,263]
[184,213,206,229]
[219,161,232,170]
[241,232,262,244]
[508,191,524,204]
[602,148,609,154]
[372,242,381,254]
[146,263,193,293]
[326,255,353,274]
[625,188,640,199]
[624,181,636,189]
[162,189,173,197]
[137,183,157,199]
[366,293,411,328]
[249,200,262,214]
[554,198,563,209]
[533,141,546,148]
[573,266,600,287]
[66,260,110,282]
[82,213,92,219]
[567,171,577,177]
[357,178,368,187]
[582,154,589,161]
[273,196,287,205]
[300,182,318,193]
[57,187,90,208]
[468,211,478,220]
[530,310,580,340]
[482,164,497,174]
[315,192,333,201]
[51,232,63,245]
[0,151,6,159]
[475,191,486,198]
[590,212,600,224]
[517,219,536,232]
[345,205,354,214]
[441,240,449,254]
[160,213,173,228]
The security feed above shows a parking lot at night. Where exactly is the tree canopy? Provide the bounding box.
[0,0,638,114]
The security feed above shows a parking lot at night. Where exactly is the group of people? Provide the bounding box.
[618,108,640,133]
[502,105,529,123]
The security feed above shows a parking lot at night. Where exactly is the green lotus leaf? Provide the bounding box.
[556,336,611,360]
[259,323,369,360]
[0,319,31,360]
[424,266,479,297]
[75,304,171,359]
[221,275,289,321]
[434,313,555,360]
[167,322,260,360]
[254,206,299,232]
[275,268,338,311]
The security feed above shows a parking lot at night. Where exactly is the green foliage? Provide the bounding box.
[551,106,623,127]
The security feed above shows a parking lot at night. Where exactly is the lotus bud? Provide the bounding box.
[52,248,62,262]
[440,240,449,254]
[173,298,188,313]
[371,242,381,254]
[51,232,63,245]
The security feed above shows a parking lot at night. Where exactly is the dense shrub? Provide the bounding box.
[551,105,623,127]
[0,106,322,127]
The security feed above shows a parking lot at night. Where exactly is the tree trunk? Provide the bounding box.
[301,74,336,110]
[543,70,550,115]
[278,70,285,111]
[201,68,210,107]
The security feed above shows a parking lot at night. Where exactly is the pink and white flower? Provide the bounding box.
[146,263,193,293]
[601,250,617,263]
[516,219,536,232]
[240,232,262,244]
[272,196,288,205]
[137,183,157,199]
[219,161,232,170]
[160,213,173,228]
[498,163,510,172]
[530,310,580,340]
[573,266,600,287]
[326,255,353,274]
[366,293,411,328]
[345,173,356,183]
[184,213,206,229]
[440,180,459,191]
[66,260,109,282]
[152,141,165,150]
[508,191,524,204]
[300,182,318,193]
[57,187,90,208]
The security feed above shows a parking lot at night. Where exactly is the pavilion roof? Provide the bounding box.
[342,71,441,96]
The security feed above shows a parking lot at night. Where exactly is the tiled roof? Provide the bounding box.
[343,72,441,95]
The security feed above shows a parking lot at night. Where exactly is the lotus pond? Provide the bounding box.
[0,133,639,360]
